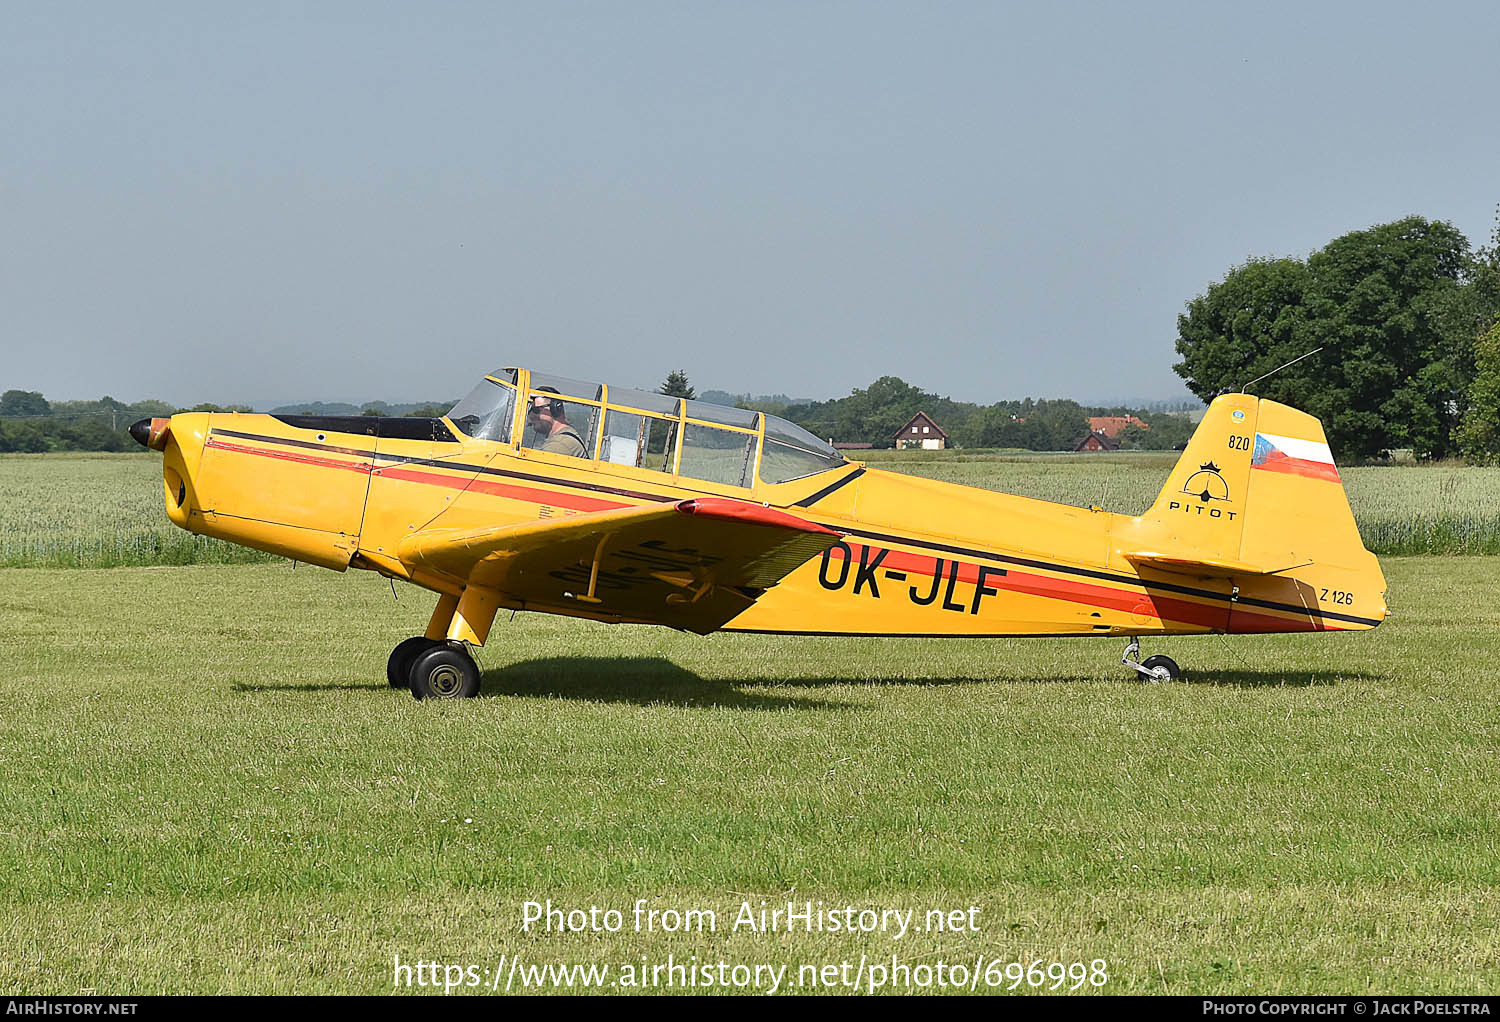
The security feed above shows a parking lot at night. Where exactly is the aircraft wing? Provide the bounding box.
[397,498,842,634]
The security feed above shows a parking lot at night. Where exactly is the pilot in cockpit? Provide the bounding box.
[526,387,588,458]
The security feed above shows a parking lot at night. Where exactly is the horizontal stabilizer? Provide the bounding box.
[1124,552,1308,578]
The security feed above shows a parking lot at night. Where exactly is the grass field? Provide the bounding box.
[859,450,1500,556]
[0,454,272,568]
[5,451,1499,568]
[3,558,1498,994]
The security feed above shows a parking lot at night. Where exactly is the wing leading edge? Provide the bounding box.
[397,498,842,634]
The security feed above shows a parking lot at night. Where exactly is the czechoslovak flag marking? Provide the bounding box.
[1251,433,1340,483]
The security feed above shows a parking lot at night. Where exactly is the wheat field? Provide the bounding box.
[4,451,1497,567]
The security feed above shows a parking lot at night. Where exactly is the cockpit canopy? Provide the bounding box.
[446,368,847,488]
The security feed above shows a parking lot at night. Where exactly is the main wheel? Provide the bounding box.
[387,637,439,688]
[1140,654,1181,683]
[408,642,482,700]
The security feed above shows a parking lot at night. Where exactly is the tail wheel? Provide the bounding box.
[1140,654,1181,683]
[387,637,440,688]
[409,642,482,700]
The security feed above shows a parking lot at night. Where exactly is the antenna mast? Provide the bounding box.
[1243,347,1324,394]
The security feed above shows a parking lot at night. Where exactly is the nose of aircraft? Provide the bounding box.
[129,417,172,451]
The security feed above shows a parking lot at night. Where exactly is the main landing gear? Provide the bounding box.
[387,637,481,700]
[1122,637,1181,683]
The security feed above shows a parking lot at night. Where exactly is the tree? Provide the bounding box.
[975,397,1086,450]
[180,402,255,413]
[0,390,50,418]
[0,420,49,452]
[1456,321,1500,464]
[1449,212,1500,454]
[832,376,928,444]
[1304,217,1471,459]
[1175,217,1475,460]
[127,399,176,419]
[977,405,1045,448]
[1174,257,1312,402]
[1120,413,1194,451]
[57,418,126,452]
[659,370,695,400]
[1031,399,1088,450]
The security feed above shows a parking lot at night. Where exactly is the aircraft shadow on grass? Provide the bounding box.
[726,668,1370,690]
[229,659,1374,700]
[1182,668,1376,688]
[739,672,1095,688]
[475,657,1373,699]
[232,679,375,694]
[475,656,853,710]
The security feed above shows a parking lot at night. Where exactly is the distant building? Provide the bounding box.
[894,411,948,450]
[1073,430,1122,452]
[1087,415,1148,438]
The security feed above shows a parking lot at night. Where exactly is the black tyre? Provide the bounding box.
[387,636,439,688]
[1140,654,1181,682]
[408,642,481,700]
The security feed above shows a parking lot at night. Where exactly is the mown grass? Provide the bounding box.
[5,451,1500,567]
[1,558,1497,994]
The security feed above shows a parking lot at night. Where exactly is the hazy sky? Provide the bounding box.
[4,1,1497,409]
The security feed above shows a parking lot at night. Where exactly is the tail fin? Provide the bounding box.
[1122,394,1371,577]
[1114,394,1387,632]
[1125,394,1260,572]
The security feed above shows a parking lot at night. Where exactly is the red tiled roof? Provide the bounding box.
[1086,415,1148,438]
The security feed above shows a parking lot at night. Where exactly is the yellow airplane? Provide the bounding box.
[130,368,1387,698]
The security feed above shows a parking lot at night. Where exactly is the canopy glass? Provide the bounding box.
[447,368,848,487]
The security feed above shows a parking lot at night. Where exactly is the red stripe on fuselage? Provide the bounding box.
[374,465,626,513]
[206,436,631,513]
[206,438,372,473]
[824,542,1334,633]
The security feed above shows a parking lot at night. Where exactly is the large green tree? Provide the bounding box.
[1174,257,1312,400]
[976,398,1087,450]
[1456,321,1500,463]
[1450,217,1500,461]
[0,421,48,452]
[0,390,51,417]
[1174,216,1474,459]
[1120,412,1194,451]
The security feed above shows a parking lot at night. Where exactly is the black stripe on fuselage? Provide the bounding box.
[210,428,680,504]
[213,428,372,459]
[832,524,1381,628]
[793,467,865,507]
[271,414,458,442]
